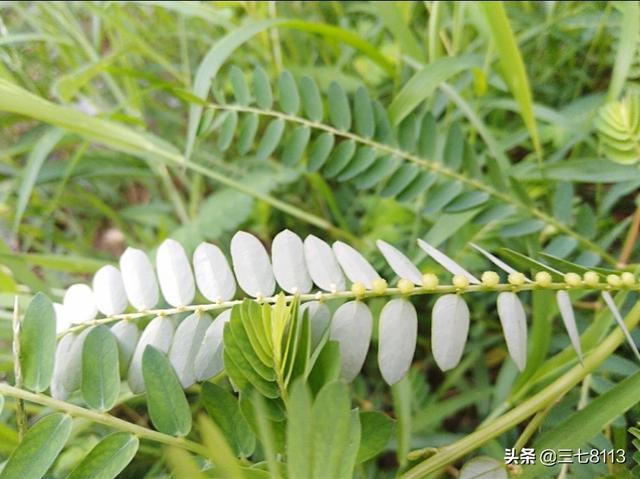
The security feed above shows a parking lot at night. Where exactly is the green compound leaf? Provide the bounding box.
[82,325,120,411]
[142,346,192,437]
[20,292,56,392]
[67,432,139,479]
[1,413,72,479]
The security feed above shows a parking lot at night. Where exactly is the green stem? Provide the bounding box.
[399,300,640,479]
[0,383,213,459]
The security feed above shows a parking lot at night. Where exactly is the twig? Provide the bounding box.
[618,204,640,267]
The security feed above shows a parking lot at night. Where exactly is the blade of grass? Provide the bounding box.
[608,1,640,100]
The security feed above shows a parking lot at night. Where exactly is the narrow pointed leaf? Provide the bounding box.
[431,294,470,371]
[417,239,480,284]
[376,240,423,285]
[278,70,300,114]
[193,242,236,302]
[111,320,140,376]
[496,292,528,371]
[119,247,159,311]
[20,292,56,392]
[63,283,98,324]
[92,265,128,316]
[82,325,120,410]
[470,243,524,278]
[194,309,231,381]
[304,235,346,291]
[272,229,313,294]
[330,301,372,382]
[332,241,380,289]
[556,290,583,361]
[128,316,174,394]
[142,345,192,436]
[168,313,212,388]
[230,231,276,297]
[601,291,640,361]
[67,432,139,479]
[0,413,72,479]
[300,301,331,349]
[378,299,417,385]
[156,239,196,307]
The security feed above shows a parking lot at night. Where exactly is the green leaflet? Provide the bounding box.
[229,65,250,106]
[66,433,139,479]
[20,292,56,392]
[278,70,300,115]
[356,411,395,463]
[328,81,351,131]
[417,113,437,159]
[307,132,335,172]
[81,325,120,411]
[396,171,435,203]
[237,113,259,155]
[287,380,313,478]
[353,155,400,190]
[353,86,374,138]
[253,66,273,110]
[142,346,192,437]
[282,125,311,166]
[299,75,323,121]
[201,382,256,457]
[337,146,377,182]
[255,118,285,161]
[217,111,238,152]
[380,164,420,198]
[197,415,245,478]
[323,140,356,178]
[1,413,72,479]
[443,122,464,170]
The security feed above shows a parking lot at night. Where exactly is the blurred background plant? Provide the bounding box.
[1,1,640,478]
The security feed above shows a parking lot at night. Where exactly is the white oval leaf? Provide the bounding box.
[304,234,345,292]
[111,320,140,376]
[156,239,196,307]
[51,328,92,400]
[376,240,423,285]
[556,290,583,362]
[378,298,417,385]
[496,292,527,371]
[417,239,480,284]
[432,294,470,371]
[230,231,276,297]
[329,300,372,382]
[127,316,174,393]
[119,247,159,311]
[272,229,313,294]
[168,313,212,388]
[469,243,523,278]
[92,265,128,315]
[601,291,640,361]
[299,301,331,349]
[53,302,70,334]
[193,242,236,302]
[332,241,381,289]
[63,284,98,324]
[460,456,507,479]
[194,309,231,381]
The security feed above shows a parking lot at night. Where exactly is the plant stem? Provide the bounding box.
[399,300,640,479]
[0,383,213,459]
[619,204,640,267]
[11,296,26,441]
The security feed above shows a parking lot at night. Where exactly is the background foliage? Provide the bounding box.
[1,1,640,478]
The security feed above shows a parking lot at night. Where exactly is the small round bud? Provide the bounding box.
[481,271,500,288]
[583,271,600,287]
[621,272,636,287]
[607,274,622,287]
[452,274,469,289]
[508,272,526,286]
[564,272,582,287]
[372,278,388,295]
[351,282,366,297]
[397,278,415,295]
[422,273,439,289]
[535,271,552,287]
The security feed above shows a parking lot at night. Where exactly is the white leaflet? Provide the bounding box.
[601,291,640,361]
[127,316,175,393]
[332,241,381,289]
[156,239,196,307]
[378,298,417,385]
[119,247,159,310]
[63,283,98,324]
[193,242,236,302]
[496,292,528,371]
[376,240,423,285]
[303,234,345,292]
[556,290,583,361]
[459,456,507,479]
[194,309,231,381]
[431,294,470,371]
[168,313,212,388]
[417,239,480,284]
[111,320,141,376]
[329,300,372,382]
[50,333,76,400]
[299,301,331,349]
[272,229,313,294]
[230,231,276,297]
[53,302,71,334]
[92,265,128,315]
[469,243,528,280]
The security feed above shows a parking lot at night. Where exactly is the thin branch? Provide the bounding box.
[618,204,640,267]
